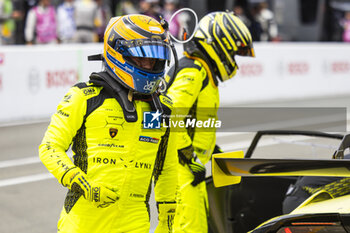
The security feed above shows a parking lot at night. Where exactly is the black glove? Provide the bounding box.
[178,146,206,186]
[213,144,224,154]
[188,155,206,186]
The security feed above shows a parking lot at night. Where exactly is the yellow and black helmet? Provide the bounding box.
[103,15,171,94]
[193,11,255,81]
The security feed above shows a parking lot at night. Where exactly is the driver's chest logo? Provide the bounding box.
[109,128,118,138]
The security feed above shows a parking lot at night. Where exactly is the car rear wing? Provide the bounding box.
[212,151,350,187]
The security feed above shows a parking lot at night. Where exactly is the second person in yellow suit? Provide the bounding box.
[166,11,255,232]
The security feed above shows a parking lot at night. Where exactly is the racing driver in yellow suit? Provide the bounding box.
[39,14,178,233]
[166,12,255,232]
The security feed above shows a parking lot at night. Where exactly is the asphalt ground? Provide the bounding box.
[0,95,349,233]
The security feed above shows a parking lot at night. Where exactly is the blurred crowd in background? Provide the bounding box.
[1,0,350,46]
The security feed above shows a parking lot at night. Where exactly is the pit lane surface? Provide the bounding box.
[0,95,349,233]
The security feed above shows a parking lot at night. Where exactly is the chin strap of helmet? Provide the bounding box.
[133,91,164,116]
[158,16,179,94]
[165,43,179,90]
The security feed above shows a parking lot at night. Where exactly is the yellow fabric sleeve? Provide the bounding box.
[154,95,178,202]
[166,63,207,150]
[166,64,206,109]
[39,86,87,184]
[154,127,178,202]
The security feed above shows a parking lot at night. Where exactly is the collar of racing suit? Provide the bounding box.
[183,51,218,88]
[89,71,164,122]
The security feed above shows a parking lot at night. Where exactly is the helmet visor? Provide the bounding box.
[236,46,255,57]
[116,39,171,60]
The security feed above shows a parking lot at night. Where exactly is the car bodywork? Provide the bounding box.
[207,130,350,233]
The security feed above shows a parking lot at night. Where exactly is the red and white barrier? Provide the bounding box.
[220,43,350,106]
[0,42,349,123]
[0,43,103,123]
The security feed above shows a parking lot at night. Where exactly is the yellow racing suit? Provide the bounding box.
[166,54,219,233]
[39,73,177,233]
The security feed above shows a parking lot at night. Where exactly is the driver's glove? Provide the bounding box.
[61,167,119,208]
[188,154,206,186]
[213,144,224,154]
[178,146,206,186]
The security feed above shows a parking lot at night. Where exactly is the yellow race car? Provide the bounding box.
[208,130,350,233]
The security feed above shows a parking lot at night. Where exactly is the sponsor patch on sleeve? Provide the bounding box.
[82,87,96,96]
[139,136,159,144]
